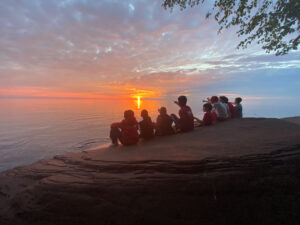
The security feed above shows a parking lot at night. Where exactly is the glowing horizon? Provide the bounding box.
[0,87,160,100]
[0,1,299,99]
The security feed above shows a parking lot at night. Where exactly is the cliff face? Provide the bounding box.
[1,118,300,225]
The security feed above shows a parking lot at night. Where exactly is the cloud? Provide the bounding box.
[0,0,299,98]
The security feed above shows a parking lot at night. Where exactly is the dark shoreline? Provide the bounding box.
[1,117,300,225]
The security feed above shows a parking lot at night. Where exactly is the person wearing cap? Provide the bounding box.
[155,107,175,136]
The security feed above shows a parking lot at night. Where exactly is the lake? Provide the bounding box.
[0,96,299,172]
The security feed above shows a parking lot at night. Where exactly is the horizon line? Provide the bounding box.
[0,95,162,100]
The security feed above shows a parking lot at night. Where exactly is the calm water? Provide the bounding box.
[0,97,299,172]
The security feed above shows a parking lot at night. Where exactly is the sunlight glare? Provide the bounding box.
[137,96,141,109]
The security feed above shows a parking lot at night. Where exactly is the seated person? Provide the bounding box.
[171,96,194,132]
[195,103,213,126]
[234,97,243,118]
[139,109,155,140]
[209,96,228,121]
[110,110,139,146]
[155,107,175,136]
[219,96,235,118]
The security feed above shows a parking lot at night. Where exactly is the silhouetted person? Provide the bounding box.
[110,110,139,146]
[234,97,243,118]
[209,96,228,121]
[220,96,235,118]
[171,96,194,132]
[155,107,174,136]
[139,109,155,140]
[195,103,214,126]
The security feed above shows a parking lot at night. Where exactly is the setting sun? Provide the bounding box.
[137,96,141,109]
[132,95,142,109]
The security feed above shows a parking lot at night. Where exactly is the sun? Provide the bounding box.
[137,96,141,109]
[131,95,142,109]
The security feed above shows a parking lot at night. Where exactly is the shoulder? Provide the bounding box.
[213,102,221,109]
[204,112,211,117]
[186,105,192,111]
[182,106,192,112]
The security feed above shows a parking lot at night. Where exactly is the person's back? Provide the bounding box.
[219,96,231,119]
[156,107,174,136]
[179,105,194,132]
[203,111,213,126]
[213,102,228,119]
[110,110,139,146]
[176,96,194,132]
[118,118,139,145]
[234,97,243,118]
[201,103,213,126]
[210,96,228,121]
[139,110,154,140]
[227,102,235,118]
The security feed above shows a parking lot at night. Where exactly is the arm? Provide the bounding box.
[156,116,161,128]
[193,116,201,122]
[174,101,181,107]
[193,116,203,127]
[203,97,211,103]
[111,122,122,128]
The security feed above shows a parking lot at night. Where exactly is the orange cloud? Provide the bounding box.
[0,85,161,100]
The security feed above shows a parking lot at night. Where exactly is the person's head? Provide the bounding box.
[141,109,149,119]
[219,96,228,103]
[203,103,212,112]
[158,106,167,115]
[210,96,219,103]
[178,95,187,107]
[235,97,242,104]
[124,110,134,120]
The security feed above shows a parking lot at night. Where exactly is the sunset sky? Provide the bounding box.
[0,0,299,100]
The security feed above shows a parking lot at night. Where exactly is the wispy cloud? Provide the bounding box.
[0,0,299,98]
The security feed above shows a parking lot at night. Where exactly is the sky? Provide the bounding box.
[0,0,299,100]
